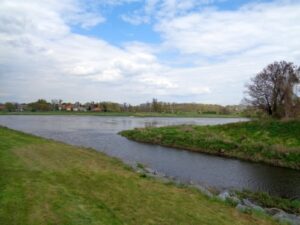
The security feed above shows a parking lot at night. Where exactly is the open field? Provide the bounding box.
[0,111,242,118]
[0,126,278,225]
[120,120,300,170]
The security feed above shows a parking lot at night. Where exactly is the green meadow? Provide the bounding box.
[0,126,278,225]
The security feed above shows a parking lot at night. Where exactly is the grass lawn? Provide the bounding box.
[0,126,278,225]
[120,120,300,170]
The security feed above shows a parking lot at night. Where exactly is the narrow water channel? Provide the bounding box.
[0,115,299,199]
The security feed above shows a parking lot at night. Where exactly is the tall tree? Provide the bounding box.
[4,102,16,112]
[29,99,51,112]
[245,61,300,118]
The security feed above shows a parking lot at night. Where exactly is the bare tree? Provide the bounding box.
[245,61,300,118]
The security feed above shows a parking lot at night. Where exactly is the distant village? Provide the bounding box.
[0,100,116,113]
[0,99,246,115]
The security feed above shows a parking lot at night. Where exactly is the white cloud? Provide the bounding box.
[121,14,150,25]
[0,0,185,103]
[156,1,300,56]
[0,92,8,97]
[1,0,300,105]
[121,0,223,25]
[138,75,178,89]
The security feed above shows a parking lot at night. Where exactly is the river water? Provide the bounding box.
[0,115,299,199]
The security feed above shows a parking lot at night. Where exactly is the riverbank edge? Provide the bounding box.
[119,121,300,170]
[0,111,244,118]
[119,135,299,170]
[134,163,300,224]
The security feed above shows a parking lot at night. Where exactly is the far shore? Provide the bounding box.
[0,111,244,118]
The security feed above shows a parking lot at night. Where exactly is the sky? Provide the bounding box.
[0,0,300,105]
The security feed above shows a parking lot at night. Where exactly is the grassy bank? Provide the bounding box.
[236,191,300,214]
[0,111,242,118]
[120,120,300,170]
[0,126,277,225]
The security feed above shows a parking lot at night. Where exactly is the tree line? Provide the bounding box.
[0,99,244,115]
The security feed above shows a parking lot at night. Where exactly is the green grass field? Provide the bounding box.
[0,126,278,225]
[120,120,300,170]
[0,111,242,118]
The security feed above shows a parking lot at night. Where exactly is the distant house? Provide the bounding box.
[66,104,72,111]
[73,102,87,112]
[0,103,4,111]
[58,103,63,111]
[62,103,73,111]
[91,106,101,112]
[73,102,80,112]
[84,103,92,111]
[78,106,87,112]
[72,106,87,112]
[90,103,102,112]
[16,103,27,112]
